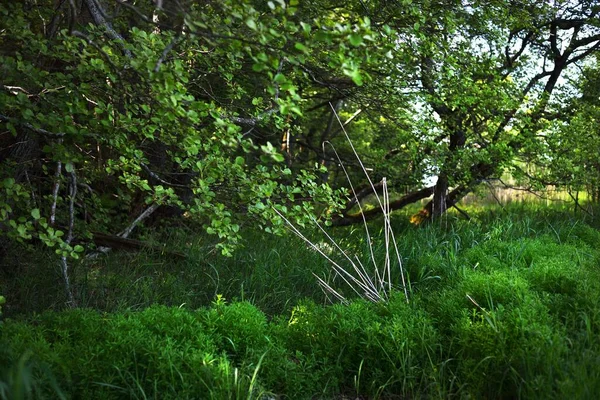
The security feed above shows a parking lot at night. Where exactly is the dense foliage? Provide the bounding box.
[534,55,600,204]
[2,0,600,257]
[0,0,355,258]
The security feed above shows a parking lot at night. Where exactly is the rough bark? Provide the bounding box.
[431,174,449,219]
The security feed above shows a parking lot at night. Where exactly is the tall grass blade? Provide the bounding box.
[274,103,409,303]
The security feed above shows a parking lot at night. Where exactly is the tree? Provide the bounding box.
[532,54,600,206]
[0,0,382,304]
[326,0,600,224]
[1,0,373,260]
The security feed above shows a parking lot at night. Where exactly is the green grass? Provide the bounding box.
[2,203,600,398]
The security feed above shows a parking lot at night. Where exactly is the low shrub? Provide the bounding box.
[0,306,253,399]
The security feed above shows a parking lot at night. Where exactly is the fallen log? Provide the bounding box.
[88,231,187,260]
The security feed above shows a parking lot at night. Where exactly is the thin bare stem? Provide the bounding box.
[329,105,409,302]
[50,161,62,226]
[314,274,348,304]
[273,209,368,299]
[87,202,160,259]
[65,170,77,243]
[308,216,380,299]
[331,104,384,211]
[118,202,160,239]
[325,142,379,276]
[273,104,409,303]
[61,169,78,307]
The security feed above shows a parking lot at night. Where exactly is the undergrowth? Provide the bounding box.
[1,204,600,398]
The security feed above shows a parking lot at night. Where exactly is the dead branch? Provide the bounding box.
[83,0,132,58]
[140,163,189,188]
[50,161,62,226]
[60,169,78,307]
[118,202,160,239]
[86,202,161,258]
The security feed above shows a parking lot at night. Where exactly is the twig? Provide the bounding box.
[118,202,160,239]
[71,30,122,75]
[154,34,181,72]
[229,108,278,127]
[452,204,471,220]
[83,0,132,58]
[0,114,66,138]
[141,162,189,188]
[65,170,77,243]
[60,169,78,307]
[24,170,38,209]
[115,0,172,30]
[567,189,594,217]
[50,161,62,226]
[485,180,505,208]
[2,85,31,95]
[495,177,571,203]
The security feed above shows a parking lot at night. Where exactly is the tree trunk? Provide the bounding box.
[431,174,449,219]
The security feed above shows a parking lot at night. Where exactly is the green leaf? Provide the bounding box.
[345,69,363,86]
[22,108,34,119]
[5,121,17,136]
[252,63,266,72]
[65,163,74,173]
[314,31,331,43]
[348,33,363,46]
[246,19,257,31]
[31,208,40,220]
[273,73,287,83]
[272,153,285,162]
[2,178,15,188]
[294,42,309,53]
